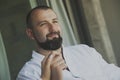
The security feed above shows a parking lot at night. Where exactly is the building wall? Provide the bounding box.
[81,0,117,65]
[100,0,120,66]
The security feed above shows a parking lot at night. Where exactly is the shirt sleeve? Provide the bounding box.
[16,69,41,80]
[16,63,41,80]
[88,46,120,80]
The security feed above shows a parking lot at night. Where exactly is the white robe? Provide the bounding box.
[17,44,120,80]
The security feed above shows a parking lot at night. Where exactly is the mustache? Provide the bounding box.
[46,31,60,37]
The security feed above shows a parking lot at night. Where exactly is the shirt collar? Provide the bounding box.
[32,50,45,63]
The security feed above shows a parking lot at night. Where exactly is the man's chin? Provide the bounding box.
[37,37,62,50]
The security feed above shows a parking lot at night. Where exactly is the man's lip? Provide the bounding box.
[47,34,58,37]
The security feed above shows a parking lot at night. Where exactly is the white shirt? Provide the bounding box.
[17,44,120,80]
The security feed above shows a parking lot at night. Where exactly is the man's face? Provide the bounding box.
[27,9,62,50]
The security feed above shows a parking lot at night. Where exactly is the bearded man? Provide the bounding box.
[17,6,120,80]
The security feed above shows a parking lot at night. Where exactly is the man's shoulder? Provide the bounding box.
[64,44,91,50]
[17,60,41,78]
[63,44,94,56]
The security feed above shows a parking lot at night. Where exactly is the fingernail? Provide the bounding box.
[49,54,53,59]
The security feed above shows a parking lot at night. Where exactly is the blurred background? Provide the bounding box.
[0,0,120,80]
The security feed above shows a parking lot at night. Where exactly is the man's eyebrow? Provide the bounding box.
[39,20,47,23]
[53,18,58,20]
[35,20,47,26]
[35,18,58,26]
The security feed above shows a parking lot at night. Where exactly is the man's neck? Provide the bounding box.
[36,47,62,56]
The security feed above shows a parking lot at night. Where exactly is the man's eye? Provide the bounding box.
[53,20,58,23]
[39,22,46,26]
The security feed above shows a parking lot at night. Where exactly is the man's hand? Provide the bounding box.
[51,51,67,80]
[41,53,55,80]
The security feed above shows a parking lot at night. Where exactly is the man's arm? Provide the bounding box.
[89,46,120,80]
[41,53,54,80]
[50,51,67,80]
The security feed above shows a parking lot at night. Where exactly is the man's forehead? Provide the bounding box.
[31,9,56,17]
[31,9,58,22]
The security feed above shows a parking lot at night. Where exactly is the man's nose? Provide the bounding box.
[48,23,56,32]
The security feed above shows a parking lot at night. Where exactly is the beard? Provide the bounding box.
[35,32,62,50]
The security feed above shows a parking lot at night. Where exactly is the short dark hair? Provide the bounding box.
[26,5,52,29]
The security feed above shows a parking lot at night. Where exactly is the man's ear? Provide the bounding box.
[26,28,35,40]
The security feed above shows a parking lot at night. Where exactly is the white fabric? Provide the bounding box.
[16,44,120,80]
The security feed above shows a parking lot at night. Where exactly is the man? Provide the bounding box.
[17,6,120,80]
